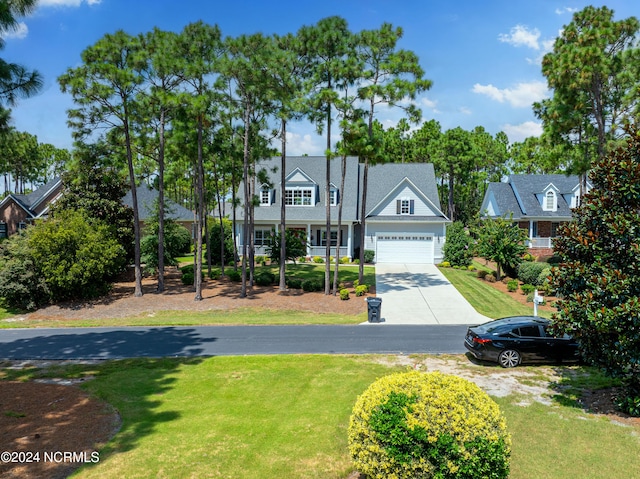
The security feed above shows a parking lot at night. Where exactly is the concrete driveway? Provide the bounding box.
[371,264,491,325]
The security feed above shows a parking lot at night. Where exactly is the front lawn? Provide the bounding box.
[439,264,553,319]
[2,356,637,479]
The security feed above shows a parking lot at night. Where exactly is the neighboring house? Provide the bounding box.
[122,185,196,232]
[0,177,63,238]
[481,174,590,253]
[236,156,450,264]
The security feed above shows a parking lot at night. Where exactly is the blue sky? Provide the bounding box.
[2,0,638,155]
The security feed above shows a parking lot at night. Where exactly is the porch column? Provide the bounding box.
[306,223,311,257]
[347,223,353,260]
[528,220,534,248]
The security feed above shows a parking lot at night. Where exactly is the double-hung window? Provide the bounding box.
[321,230,339,246]
[254,229,270,246]
[285,188,312,206]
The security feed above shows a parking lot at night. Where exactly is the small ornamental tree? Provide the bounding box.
[475,215,528,280]
[265,229,306,264]
[552,130,640,416]
[349,370,511,479]
[443,221,473,267]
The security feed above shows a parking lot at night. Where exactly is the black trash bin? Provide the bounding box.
[366,297,383,323]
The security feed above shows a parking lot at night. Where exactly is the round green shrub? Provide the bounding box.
[255,271,275,286]
[312,256,323,263]
[520,283,535,295]
[355,285,368,297]
[506,279,519,292]
[348,371,511,479]
[517,262,549,286]
[440,261,451,268]
[227,270,241,282]
[301,279,322,292]
[340,288,350,300]
[286,277,302,289]
[364,249,376,264]
[181,272,194,285]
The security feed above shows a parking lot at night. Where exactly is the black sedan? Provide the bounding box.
[464,316,579,368]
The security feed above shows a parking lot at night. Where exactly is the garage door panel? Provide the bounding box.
[376,234,434,264]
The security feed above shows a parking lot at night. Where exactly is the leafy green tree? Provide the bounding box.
[59,30,145,297]
[0,0,43,130]
[535,6,640,190]
[0,210,125,308]
[475,216,528,280]
[52,147,135,263]
[552,131,640,415]
[265,229,306,264]
[443,222,473,267]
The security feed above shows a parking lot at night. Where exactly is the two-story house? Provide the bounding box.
[236,156,450,264]
[481,174,590,255]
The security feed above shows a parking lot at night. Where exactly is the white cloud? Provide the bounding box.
[1,22,28,40]
[458,106,472,115]
[502,121,543,143]
[38,0,101,7]
[555,7,578,15]
[420,96,441,114]
[284,131,323,156]
[498,25,541,50]
[472,81,549,108]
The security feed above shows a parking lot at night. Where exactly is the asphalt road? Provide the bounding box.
[0,324,472,360]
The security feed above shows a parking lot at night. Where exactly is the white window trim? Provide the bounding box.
[285,187,313,206]
[328,188,338,206]
[260,188,270,205]
[254,229,271,246]
[543,190,557,212]
[320,230,339,246]
[400,197,411,215]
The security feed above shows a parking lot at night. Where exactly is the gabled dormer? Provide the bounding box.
[539,183,559,212]
[259,184,273,206]
[284,167,317,206]
[368,177,445,218]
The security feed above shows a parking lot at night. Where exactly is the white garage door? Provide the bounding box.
[376,234,434,264]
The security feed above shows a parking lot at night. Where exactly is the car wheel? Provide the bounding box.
[498,349,521,368]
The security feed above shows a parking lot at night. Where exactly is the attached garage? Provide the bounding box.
[375,234,434,264]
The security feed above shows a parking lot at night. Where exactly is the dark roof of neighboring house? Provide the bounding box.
[482,174,586,220]
[122,185,195,222]
[0,177,62,218]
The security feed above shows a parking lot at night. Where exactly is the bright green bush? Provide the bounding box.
[506,279,519,292]
[440,261,451,268]
[340,288,350,300]
[349,371,510,479]
[520,283,535,295]
[312,256,323,263]
[517,261,549,286]
[341,256,350,264]
[355,285,368,297]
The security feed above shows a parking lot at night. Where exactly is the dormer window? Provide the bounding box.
[543,190,556,211]
[328,187,338,206]
[260,187,271,205]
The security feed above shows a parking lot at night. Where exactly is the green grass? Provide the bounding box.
[439,265,552,319]
[0,308,366,329]
[2,356,637,479]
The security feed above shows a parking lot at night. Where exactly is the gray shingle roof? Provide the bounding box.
[482,174,585,219]
[122,185,194,222]
[238,157,444,222]
[11,177,62,212]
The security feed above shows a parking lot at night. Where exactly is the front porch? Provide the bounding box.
[241,223,354,260]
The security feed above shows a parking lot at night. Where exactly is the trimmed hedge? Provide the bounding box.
[349,371,511,479]
[517,262,549,286]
